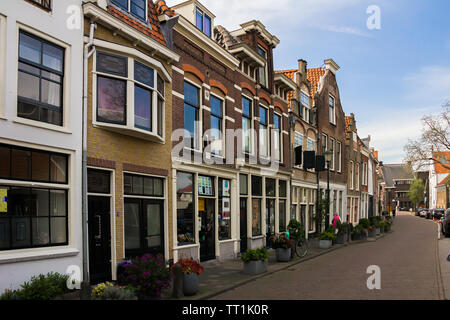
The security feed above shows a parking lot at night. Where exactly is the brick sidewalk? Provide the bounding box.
[180,231,391,300]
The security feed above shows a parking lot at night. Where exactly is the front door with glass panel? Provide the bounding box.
[88,196,111,284]
[199,198,215,262]
[266,199,275,247]
[124,199,164,259]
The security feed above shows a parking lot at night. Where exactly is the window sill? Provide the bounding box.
[0,247,79,265]
[174,243,199,250]
[93,121,164,144]
[219,238,235,244]
[250,235,265,240]
[13,117,72,134]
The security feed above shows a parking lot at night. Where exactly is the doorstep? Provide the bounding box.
[183,230,392,300]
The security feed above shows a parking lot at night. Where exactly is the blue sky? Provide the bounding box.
[167,0,450,163]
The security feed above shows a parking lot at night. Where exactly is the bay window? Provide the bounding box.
[18,30,64,126]
[95,51,165,140]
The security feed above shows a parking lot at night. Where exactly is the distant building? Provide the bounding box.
[380,164,414,211]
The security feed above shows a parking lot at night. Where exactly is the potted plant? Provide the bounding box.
[375,220,382,235]
[241,248,269,275]
[172,258,204,296]
[351,225,366,241]
[270,234,293,262]
[120,254,171,300]
[367,225,376,238]
[336,222,349,244]
[319,232,336,249]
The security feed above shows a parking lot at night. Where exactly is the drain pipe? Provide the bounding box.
[82,22,97,283]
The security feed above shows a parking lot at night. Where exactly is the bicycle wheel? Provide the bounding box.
[295,238,308,258]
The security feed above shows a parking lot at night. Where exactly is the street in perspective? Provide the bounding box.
[0,0,450,308]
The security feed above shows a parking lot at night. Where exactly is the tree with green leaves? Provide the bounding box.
[408,178,425,210]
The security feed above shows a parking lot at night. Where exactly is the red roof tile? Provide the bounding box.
[275,69,296,101]
[155,0,177,17]
[433,152,450,174]
[107,1,166,46]
[307,67,325,97]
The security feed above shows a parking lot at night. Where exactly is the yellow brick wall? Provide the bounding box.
[85,21,174,262]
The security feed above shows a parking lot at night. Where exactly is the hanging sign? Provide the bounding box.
[0,189,7,213]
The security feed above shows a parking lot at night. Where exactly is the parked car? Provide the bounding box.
[433,209,445,220]
[441,209,450,237]
[419,209,428,218]
[416,208,426,217]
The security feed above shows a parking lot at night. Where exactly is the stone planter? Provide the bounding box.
[335,234,346,244]
[243,260,267,275]
[376,228,381,235]
[319,240,332,249]
[183,274,199,296]
[276,248,291,262]
[368,229,376,238]
[352,233,366,241]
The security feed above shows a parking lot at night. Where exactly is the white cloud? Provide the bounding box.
[403,66,450,105]
[323,25,372,37]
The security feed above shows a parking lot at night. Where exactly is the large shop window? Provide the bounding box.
[210,95,223,156]
[184,81,200,150]
[96,52,165,139]
[0,144,68,250]
[218,179,231,240]
[18,31,64,126]
[242,96,252,154]
[177,172,195,245]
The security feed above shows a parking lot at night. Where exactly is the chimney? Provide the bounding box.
[297,59,307,83]
[324,58,340,75]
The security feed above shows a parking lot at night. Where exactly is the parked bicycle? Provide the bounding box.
[287,219,309,258]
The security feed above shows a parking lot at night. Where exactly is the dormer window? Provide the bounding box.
[195,7,212,37]
[111,0,147,22]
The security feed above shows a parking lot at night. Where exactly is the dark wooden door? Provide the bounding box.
[240,198,248,253]
[88,196,111,284]
[199,198,215,262]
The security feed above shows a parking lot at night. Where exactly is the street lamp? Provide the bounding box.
[324,149,333,229]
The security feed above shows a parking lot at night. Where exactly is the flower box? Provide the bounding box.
[243,260,268,275]
[276,248,291,262]
[319,240,332,249]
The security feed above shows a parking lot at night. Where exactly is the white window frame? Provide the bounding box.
[183,78,202,152]
[273,111,282,163]
[92,49,165,142]
[242,93,254,156]
[350,161,354,190]
[356,163,360,191]
[330,138,335,171]
[329,94,336,125]
[0,14,6,119]
[294,131,303,169]
[14,23,72,133]
[195,6,212,38]
[209,91,226,157]
[259,104,269,159]
[111,0,148,22]
[257,46,268,88]
[337,141,342,172]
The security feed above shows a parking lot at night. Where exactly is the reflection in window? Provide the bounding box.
[177,172,194,245]
[219,179,231,240]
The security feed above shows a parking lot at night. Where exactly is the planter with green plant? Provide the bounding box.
[367,225,376,238]
[270,233,294,262]
[336,222,350,244]
[172,258,204,296]
[91,282,137,300]
[351,225,366,241]
[241,248,269,275]
[374,220,382,235]
[319,231,336,249]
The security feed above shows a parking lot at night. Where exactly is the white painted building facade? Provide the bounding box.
[0,0,83,291]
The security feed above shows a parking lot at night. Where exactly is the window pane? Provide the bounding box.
[50,190,66,216]
[184,104,198,149]
[42,43,64,72]
[252,199,261,236]
[88,169,110,194]
[135,62,154,87]
[124,202,141,251]
[32,151,50,181]
[177,172,194,245]
[131,0,146,20]
[259,106,267,124]
[11,217,31,248]
[97,76,126,124]
[157,74,164,96]
[112,0,128,10]
[12,149,31,180]
[41,70,61,82]
[184,82,199,107]
[0,218,10,249]
[266,178,275,197]
[242,118,250,153]
[134,86,152,131]
[143,177,154,195]
[0,146,11,178]
[204,15,211,37]
[32,189,49,217]
[50,154,67,183]
[239,174,248,195]
[18,71,39,101]
[9,188,32,216]
[157,97,163,137]
[40,107,62,126]
[32,217,50,245]
[195,9,203,30]
[251,176,262,196]
[279,180,287,197]
[41,79,61,107]
[274,114,280,130]
[242,97,251,117]
[18,101,40,122]
[153,178,163,196]
[132,176,143,195]
[19,32,41,64]
[124,174,132,194]
[50,217,66,244]
[97,52,127,77]
[210,96,222,117]
[279,200,286,232]
[219,197,231,240]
